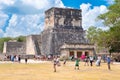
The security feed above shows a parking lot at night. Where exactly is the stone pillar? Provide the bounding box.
[3,42,7,54]
[61,49,69,57]
[74,51,77,58]
[82,51,85,55]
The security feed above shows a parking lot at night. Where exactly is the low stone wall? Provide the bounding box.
[3,42,26,54]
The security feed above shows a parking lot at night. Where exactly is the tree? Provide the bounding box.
[16,36,26,42]
[98,0,120,27]
[98,0,120,53]
[86,26,103,44]
[86,26,109,53]
[0,37,12,52]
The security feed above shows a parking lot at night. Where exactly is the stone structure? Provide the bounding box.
[60,43,95,58]
[41,7,91,56]
[3,7,95,58]
[3,41,26,54]
[26,35,41,55]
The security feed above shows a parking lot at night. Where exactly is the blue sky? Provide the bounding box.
[62,0,110,8]
[0,0,114,37]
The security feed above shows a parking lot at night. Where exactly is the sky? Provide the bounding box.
[0,0,114,37]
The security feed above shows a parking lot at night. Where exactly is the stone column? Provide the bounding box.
[82,51,85,55]
[74,51,77,58]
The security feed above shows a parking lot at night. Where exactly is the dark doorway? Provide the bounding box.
[85,52,89,56]
[77,51,82,58]
[70,51,74,56]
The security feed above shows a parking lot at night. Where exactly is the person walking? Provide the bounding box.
[106,55,111,70]
[97,55,102,66]
[84,56,89,66]
[89,56,94,66]
[25,57,28,64]
[18,55,21,63]
[63,59,67,65]
[53,57,57,72]
[75,58,80,70]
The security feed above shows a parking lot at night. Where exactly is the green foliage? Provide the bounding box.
[86,26,103,44]
[0,37,12,52]
[98,0,120,27]
[109,26,120,52]
[86,26,109,53]
[16,36,26,42]
[97,0,120,53]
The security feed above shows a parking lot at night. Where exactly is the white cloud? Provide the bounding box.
[0,29,4,37]
[0,0,65,37]
[21,0,51,10]
[80,3,108,30]
[4,14,44,37]
[0,12,9,28]
[55,0,65,7]
[105,0,114,4]
[0,0,15,9]
[0,0,15,5]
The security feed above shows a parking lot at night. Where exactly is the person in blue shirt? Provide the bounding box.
[106,55,111,70]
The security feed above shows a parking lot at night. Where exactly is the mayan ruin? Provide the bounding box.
[3,7,95,58]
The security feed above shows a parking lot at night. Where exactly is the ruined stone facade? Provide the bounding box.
[3,41,26,54]
[60,43,95,58]
[41,7,89,55]
[3,7,95,57]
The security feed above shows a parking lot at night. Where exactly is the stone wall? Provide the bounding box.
[3,41,26,54]
[26,35,41,55]
[44,7,82,30]
[41,28,87,55]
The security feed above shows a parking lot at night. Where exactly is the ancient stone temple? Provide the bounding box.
[41,7,95,57]
[3,7,95,58]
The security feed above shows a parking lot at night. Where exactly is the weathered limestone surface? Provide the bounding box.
[3,41,26,54]
[41,7,88,55]
[26,35,41,55]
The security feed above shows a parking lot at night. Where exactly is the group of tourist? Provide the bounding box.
[33,55,53,61]
[4,55,28,63]
[3,54,112,72]
[83,55,111,70]
[53,54,112,72]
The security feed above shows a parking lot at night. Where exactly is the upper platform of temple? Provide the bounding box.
[44,7,82,30]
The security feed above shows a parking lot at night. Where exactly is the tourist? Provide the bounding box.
[56,56,60,66]
[97,55,102,66]
[70,55,74,61]
[18,55,21,63]
[63,58,67,65]
[89,56,94,66]
[14,55,18,62]
[25,57,28,64]
[102,55,106,63]
[80,54,86,61]
[75,58,80,70]
[11,55,14,62]
[53,56,57,72]
[47,55,51,61]
[84,56,89,66]
[106,55,111,70]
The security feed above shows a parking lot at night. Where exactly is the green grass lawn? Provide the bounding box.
[0,61,120,80]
